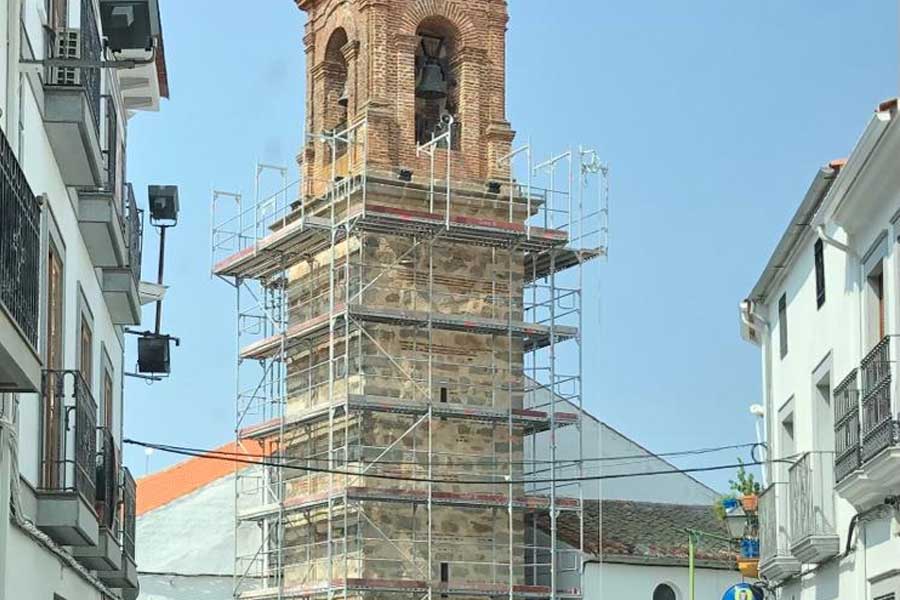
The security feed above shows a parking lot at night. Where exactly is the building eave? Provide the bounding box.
[746,165,839,306]
[819,98,898,230]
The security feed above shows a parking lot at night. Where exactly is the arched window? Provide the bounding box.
[323,28,349,133]
[652,583,678,600]
[414,18,460,148]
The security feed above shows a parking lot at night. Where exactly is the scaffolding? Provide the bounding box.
[211,118,608,600]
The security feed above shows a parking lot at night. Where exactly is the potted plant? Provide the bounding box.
[729,460,762,512]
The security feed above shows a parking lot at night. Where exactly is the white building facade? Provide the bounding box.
[741,97,900,599]
[0,0,169,598]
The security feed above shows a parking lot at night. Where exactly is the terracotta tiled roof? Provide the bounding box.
[136,441,265,516]
[532,500,737,569]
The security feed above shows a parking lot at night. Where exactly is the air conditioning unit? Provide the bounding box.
[49,29,81,86]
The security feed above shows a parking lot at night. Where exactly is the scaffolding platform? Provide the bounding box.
[240,580,582,600]
[239,395,579,440]
[524,247,605,283]
[214,202,570,282]
[239,304,579,360]
[238,487,582,522]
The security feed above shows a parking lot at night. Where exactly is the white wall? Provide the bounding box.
[526,398,720,505]
[138,472,261,576]
[140,575,233,600]
[4,526,103,600]
[586,561,743,600]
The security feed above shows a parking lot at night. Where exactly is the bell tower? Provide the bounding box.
[298,0,516,194]
[215,2,595,600]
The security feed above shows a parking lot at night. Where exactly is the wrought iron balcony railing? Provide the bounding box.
[124,183,143,283]
[833,370,861,483]
[860,336,898,462]
[40,370,98,506]
[121,467,136,560]
[789,452,836,544]
[105,95,119,195]
[0,126,41,349]
[758,483,782,566]
[95,427,119,531]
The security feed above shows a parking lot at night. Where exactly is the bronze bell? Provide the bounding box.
[337,83,349,107]
[416,61,448,100]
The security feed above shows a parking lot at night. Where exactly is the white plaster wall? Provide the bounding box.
[526,398,719,504]
[585,561,743,600]
[4,526,103,600]
[138,472,262,576]
[139,575,233,600]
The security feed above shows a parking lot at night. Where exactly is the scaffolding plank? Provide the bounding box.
[238,487,581,522]
[239,304,578,360]
[241,580,582,600]
[524,247,605,283]
[239,395,578,440]
[213,215,333,280]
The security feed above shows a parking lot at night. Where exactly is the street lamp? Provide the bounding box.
[723,502,747,539]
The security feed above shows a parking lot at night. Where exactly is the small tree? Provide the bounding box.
[729,460,762,497]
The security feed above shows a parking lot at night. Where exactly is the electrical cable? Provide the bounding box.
[128,439,761,468]
[124,437,799,487]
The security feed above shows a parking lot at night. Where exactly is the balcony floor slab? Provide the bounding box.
[35,493,99,547]
[790,534,840,565]
[759,555,801,582]
[71,527,122,571]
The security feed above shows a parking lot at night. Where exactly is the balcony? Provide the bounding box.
[101,184,143,325]
[758,483,800,581]
[833,370,861,485]
[836,336,900,510]
[97,468,138,590]
[789,452,839,563]
[0,124,42,392]
[72,429,122,571]
[42,0,105,187]
[35,370,99,547]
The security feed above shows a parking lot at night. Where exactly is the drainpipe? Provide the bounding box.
[741,300,771,487]
[0,400,11,600]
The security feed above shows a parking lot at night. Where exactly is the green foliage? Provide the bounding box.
[729,459,762,496]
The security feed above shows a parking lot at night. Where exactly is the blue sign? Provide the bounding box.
[722,583,764,600]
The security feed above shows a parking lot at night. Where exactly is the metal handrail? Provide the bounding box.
[95,427,119,531]
[121,467,136,560]
[39,370,98,508]
[860,336,897,461]
[833,370,861,483]
[124,183,143,283]
[0,126,41,348]
[789,452,836,544]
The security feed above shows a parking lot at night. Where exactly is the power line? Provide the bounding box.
[125,438,791,487]
[129,438,761,468]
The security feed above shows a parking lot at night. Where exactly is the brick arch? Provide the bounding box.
[400,0,479,48]
[313,0,359,64]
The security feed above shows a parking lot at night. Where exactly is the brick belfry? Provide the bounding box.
[217,1,593,599]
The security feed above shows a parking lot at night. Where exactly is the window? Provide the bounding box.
[653,584,677,600]
[814,239,825,308]
[42,244,63,488]
[869,266,885,344]
[80,315,92,389]
[778,293,788,359]
[102,368,114,431]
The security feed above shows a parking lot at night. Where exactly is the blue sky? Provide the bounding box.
[123,1,898,492]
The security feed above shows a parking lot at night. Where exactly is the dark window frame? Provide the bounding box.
[814,239,826,308]
[779,293,788,359]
